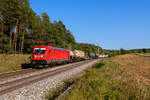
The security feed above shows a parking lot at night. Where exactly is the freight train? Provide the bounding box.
[31,46,86,67]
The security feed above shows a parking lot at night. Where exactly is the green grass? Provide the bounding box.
[0,54,31,73]
[61,59,150,100]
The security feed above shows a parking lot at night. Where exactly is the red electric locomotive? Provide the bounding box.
[32,46,70,67]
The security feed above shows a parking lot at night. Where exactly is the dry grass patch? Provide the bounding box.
[113,54,150,86]
[143,53,150,55]
[0,54,31,73]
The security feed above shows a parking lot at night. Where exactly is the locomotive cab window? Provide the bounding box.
[34,48,46,54]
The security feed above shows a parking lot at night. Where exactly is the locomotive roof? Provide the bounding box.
[34,46,68,51]
[34,46,52,48]
[53,47,68,51]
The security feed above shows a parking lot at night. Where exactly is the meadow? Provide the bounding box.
[61,54,150,100]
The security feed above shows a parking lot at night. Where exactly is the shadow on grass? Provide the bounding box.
[93,62,105,69]
[21,63,32,69]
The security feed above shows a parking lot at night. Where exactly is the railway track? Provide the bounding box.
[0,60,86,80]
[0,68,38,79]
[0,60,95,96]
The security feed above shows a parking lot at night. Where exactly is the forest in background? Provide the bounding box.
[0,0,101,54]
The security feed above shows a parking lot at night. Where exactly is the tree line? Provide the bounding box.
[103,48,150,57]
[0,0,101,54]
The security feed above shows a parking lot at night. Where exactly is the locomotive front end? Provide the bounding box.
[32,47,47,66]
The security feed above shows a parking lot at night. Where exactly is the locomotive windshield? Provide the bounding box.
[34,48,46,54]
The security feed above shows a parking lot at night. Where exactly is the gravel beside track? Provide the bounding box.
[0,59,99,100]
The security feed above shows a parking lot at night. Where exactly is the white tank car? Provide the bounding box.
[73,50,85,60]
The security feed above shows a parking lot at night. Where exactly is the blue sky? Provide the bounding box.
[30,0,150,50]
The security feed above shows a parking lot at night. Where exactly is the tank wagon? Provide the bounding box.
[31,46,86,67]
[73,50,85,61]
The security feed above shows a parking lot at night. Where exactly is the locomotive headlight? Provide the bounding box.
[41,55,45,58]
[34,55,37,58]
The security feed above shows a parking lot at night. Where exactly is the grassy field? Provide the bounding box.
[0,54,31,73]
[60,54,150,100]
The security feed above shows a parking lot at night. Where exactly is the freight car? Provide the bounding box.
[73,50,85,61]
[32,46,70,67]
[88,53,95,59]
[88,52,100,59]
